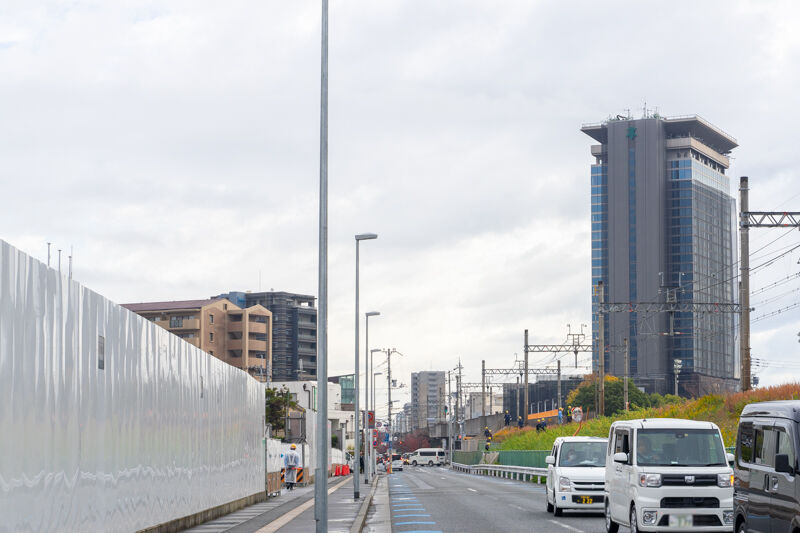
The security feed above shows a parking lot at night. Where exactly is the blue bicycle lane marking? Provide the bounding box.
[389,478,443,533]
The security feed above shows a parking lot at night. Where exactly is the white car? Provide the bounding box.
[390,453,403,472]
[546,436,608,516]
[605,418,735,533]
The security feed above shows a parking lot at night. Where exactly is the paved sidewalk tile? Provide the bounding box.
[182,477,337,533]
[274,476,360,533]
[363,475,391,533]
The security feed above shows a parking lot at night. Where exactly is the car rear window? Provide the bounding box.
[392,454,401,461]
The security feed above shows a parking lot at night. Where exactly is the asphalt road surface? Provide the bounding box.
[388,465,610,533]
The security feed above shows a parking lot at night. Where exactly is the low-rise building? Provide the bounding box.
[122,298,272,382]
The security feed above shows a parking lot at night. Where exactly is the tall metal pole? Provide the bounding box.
[598,281,605,417]
[447,371,452,461]
[523,330,529,426]
[315,0,329,528]
[387,351,392,463]
[481,360,486,417]
[624,338,629,411]
[557,359,562,417]
[739,176,751,392]
[364,316,369,484]
[353,240,361,499]
[47,242,51,267]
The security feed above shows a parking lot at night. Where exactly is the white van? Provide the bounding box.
[545,436,608,516]
[605,419,735,532]
[409,448,446,466]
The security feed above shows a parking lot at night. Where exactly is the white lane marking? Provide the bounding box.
[548,519,584,533]
[467,488,477,492]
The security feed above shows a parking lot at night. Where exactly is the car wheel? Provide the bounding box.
[605,500,619,533]
[428,460,433,466]
[737,519,746,533]
[553,491,563,517]
[546,491,554,513]
[630,504,638,533]
[412,461,417,466]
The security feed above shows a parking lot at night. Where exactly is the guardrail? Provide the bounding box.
[451,462,548,484]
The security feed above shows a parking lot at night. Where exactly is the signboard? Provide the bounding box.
[367,410,375,429]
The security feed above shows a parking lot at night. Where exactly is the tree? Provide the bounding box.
[265,386,298,434]
[566,376,651,416]
[397,430,430,453]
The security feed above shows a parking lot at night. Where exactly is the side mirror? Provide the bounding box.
[545,455,555,465]
[726,453,735,465]
[775,454,794,475]
[613,452,629,464]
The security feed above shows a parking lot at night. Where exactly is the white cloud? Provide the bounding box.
[2,0,800,411]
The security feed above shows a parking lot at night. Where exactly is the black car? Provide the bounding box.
[734,401,800,533]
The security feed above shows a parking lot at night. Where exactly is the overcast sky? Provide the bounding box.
[3,1,800,413]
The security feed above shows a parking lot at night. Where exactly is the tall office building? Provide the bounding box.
[410,371,446,430]
[582,114,739,396]
[214,291,317,381]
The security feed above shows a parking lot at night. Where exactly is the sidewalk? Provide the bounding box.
[180,474,390,533]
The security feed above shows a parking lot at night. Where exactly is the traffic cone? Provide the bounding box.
[343,464,350,475]
[335,464,341,476]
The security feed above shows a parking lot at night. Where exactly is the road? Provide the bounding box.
[387,465,608,533]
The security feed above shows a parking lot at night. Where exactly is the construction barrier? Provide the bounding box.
[296,468,304,483]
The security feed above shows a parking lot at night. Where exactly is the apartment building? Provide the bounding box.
[410,371,446,430]
[122,298,272,382]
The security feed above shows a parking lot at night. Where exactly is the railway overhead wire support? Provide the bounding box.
[739,176,800,391]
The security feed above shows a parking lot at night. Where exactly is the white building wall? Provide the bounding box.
[0,240,264,533]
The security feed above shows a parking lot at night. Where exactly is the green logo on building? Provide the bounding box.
[627,126,637,140]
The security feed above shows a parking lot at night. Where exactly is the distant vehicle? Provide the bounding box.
[402,453,410,465]
[605,418,734,533]
[545,436,608,516]
[734,401,800,533]
[391,453,404,472]
[408,448,446,467]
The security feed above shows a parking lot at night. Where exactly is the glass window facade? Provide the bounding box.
[590,164,609,372]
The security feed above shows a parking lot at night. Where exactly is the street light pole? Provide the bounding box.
[315,0,329,528]
[372,368,382,473]
[353,234,377,500]
[364,311,380,484]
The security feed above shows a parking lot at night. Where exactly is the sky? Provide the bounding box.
[2,1,800,415]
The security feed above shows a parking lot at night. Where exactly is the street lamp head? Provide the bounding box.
[366,311,381,317]
[355,233,378,241]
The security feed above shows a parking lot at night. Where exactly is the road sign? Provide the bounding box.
[367,410,375,429]
[572,407,583,423]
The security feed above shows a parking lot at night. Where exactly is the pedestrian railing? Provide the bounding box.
[451,462,548,484]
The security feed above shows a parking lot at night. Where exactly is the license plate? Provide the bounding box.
[669,515,693,528]
[575,496,593,504]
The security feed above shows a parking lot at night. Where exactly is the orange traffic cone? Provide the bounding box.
[334,464,341,476]
[343,464,350,475]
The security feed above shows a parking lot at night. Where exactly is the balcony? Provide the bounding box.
[247,339,267,352]
[228,320,244,332]
[185,337,200,348]
[228,339,243,351]
[169,319,199,331]
[248,320,267,334]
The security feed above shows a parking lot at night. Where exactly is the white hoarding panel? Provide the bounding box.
[0,240,264,533]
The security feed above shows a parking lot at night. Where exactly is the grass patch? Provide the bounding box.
[496,383,800,450]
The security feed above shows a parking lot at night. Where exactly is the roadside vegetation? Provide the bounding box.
[494,382,800,450]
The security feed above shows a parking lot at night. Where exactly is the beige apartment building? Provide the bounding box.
[122,298,272,382]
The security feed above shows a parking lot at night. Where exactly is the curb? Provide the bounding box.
[349,476,379,533]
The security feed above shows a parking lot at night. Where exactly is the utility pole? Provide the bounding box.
[47,242,51,267]
[455,359,463,440]
[597,281,605,417]
[481,359,486,417]
[739,176,751,392]
[447,370,452,461]
[556,359,562,417]
[623,338,629,411]
[523,329,529,426]
[387,350,393,461]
